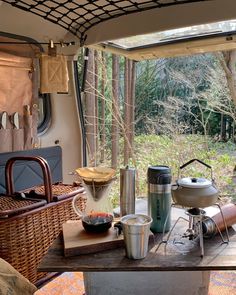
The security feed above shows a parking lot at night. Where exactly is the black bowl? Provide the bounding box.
[82,213,113,233]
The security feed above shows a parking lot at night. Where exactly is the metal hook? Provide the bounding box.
[48,40,57,57]
[49,40,54,48]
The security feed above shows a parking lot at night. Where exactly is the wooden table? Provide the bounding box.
[38,208,236,295]
[38,227,236,273]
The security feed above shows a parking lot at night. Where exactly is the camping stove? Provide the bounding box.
[158,204,229,257]
[179,208,206,257]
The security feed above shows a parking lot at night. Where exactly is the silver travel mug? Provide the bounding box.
[120,166,136,216]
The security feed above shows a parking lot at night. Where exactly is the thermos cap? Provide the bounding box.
[120,166,136,172]
[147,166,171,184]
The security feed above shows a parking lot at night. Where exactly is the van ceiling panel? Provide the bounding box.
[2,0,211,45]
[0,36,41,57]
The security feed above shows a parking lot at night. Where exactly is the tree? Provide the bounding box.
[130,61,136,152]
[124,57,130,165]
[84,49,96,165]
[218,51,236,106]
[134,53,235,141]
[123,58,136,165]
[111,54,120,168]
[198,52,236,141]
[100,51,106,162]
[94,50,99,157]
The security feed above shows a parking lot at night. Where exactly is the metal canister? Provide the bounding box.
[203,203,236,238]
[120,166,136,216]
[147,166,172,233]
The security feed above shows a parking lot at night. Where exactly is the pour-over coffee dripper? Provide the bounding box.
[82,176,115,202]
[72,167,116,223]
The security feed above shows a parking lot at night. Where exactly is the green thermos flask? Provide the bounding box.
[147,166,172,233]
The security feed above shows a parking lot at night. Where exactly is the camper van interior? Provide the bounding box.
[1,0,236,294]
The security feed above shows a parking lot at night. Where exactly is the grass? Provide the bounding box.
[108,134,236,207]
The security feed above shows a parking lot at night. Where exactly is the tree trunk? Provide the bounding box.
[127,59,132,159]
[219,51,236,106]
[228,117,232,139]
[124,58,130,165]
[124,58,136,165]
[94,50,99,161]
[233,121,236,143]
[100,52,106,163]
[85,49,96,166]
[130,60,136,156]
[111,54,120,169]
[220,114,227,142]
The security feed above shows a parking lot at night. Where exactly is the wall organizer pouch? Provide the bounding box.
[11,112,24,152]
[0,155,86,285]
[40,54,69,93]
[0,112,12,153]
[23,105,33,150]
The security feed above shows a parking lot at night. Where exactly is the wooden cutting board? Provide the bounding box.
[62,220,124,257]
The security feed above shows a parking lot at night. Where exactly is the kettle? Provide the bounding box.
[171,159,219,208]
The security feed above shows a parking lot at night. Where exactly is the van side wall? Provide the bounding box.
[39,60,84,183]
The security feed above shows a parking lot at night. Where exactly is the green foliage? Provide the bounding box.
[134,53,235,137]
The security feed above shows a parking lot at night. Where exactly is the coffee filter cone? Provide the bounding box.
[75,167,116,184]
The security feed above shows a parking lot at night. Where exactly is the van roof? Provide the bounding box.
[1,0,236,58]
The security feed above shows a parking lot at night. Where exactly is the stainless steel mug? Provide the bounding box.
[121,214,152,259]
[120,166,136,216]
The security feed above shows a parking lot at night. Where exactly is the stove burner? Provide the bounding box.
[186,207,205,216]
[156,204,229,257]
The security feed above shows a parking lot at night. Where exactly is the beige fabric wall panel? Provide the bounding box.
[0,52,32,115]
[39,60,83,183]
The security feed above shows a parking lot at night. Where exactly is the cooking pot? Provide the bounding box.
[171,159,219,208]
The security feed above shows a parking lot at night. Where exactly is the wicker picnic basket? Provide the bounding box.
[0,156,86,284]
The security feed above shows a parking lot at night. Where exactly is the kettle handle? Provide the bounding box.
[180,159,211,170]
[179,159,213,180]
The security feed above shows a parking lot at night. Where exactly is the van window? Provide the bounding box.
[38,93,51,134]
[104,19,236,50]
